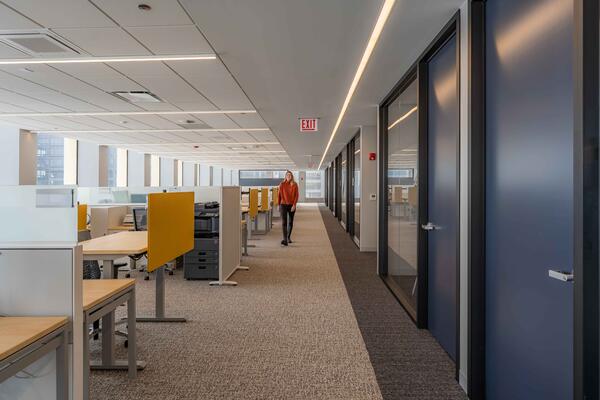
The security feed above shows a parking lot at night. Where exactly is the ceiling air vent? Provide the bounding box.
[176,120,211,130]
[0,33,80,56]
[112,91,163,103]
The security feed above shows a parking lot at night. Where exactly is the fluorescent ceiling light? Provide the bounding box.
[317,0,396,169]
[0,54,216,65]
[33,128,270,133]
[155,150,286,154]
[387,106,418,130]
[0,110,256,117]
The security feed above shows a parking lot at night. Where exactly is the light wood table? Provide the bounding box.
[108,224,134,232]
[0,316,70,399]
[82,279,143,400]
[81,231,147,279]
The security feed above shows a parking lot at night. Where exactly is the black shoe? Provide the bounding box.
[281,240,288,246]
[287,238,293,244]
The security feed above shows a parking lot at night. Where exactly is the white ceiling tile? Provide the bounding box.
[227,113,268,129]
[52,64,145,92]
[52,27,150,56]
[170,62,253,109]
[126,25,211,55]
[0,3,42,29]
[0,42,31,59]
[91,0,192,27]
[1,0,115,28]
[0,88,68,112]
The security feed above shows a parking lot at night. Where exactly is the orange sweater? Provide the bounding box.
[278,181,299,206]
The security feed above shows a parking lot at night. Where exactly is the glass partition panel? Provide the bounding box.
[0,186,77,243]
[354,134,361,241]
[386,78,419,315]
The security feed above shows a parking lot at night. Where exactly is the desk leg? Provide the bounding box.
[83,321,90,400]
[137,266,186,323]
[102,259,115,279]
[56,327,69,400]
[127,288,137,379]
[101,312,115,366]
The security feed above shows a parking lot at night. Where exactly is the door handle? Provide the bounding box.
[421,222,438,231]
[548,269,574,282]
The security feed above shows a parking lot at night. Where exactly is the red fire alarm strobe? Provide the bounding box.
[369,152,376,161]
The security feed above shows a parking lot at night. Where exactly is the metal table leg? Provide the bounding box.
[102,259,116,279]
[56,327,69,400]
[127,287,137,379]
[137,266,186,323]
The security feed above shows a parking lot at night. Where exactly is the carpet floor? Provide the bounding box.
[318,205,467,400]
[90,204,383,400]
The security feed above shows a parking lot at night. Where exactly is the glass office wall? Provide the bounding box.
[36,133,65,185]
[341,149,347,228]
[385,78,419,316]
[306,170,324,200]
[353,133,361,243]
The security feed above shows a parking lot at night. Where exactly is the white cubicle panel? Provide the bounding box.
[0,186,77,244]
[0,246,83,400]
[78,186,164,206]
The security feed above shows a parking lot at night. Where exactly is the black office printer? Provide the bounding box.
[184,202,220,280]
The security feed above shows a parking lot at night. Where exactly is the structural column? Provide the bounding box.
[0,126,37,185]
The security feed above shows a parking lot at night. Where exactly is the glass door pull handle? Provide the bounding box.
[421,222,438,231]
[548,269,574,282]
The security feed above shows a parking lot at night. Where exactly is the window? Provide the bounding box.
[239,170,298,187]
[305,170,325,199]
[37,134,65,185]
[176,160,183,186]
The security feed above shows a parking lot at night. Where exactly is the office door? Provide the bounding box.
[485,0,573,398]
[424,33,459,361]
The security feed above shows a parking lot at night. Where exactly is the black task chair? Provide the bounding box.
[78,230,101,339]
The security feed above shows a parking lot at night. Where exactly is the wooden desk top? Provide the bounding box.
[81,231,147,255]
[0,317,68,360]
[83,279,135,311]
[108,225,134,231]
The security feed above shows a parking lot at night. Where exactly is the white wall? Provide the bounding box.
[360,125,377,252]
[128,150,146,186]
[160,157,175,186]
[0,126,36,185]
[212,166,223,186]
[199,165,211,186]
[0,126,20,185]
[297,171,306,201]
[222,168,231,185]
[183,162,196,186]
[78,141,100,186]
[231,169,239,185]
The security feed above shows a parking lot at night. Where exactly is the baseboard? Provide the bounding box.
[359,245,376,252]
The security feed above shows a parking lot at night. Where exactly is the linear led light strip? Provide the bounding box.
[0,110,256,117]
[155,150,286,154]
[387,106,418,130]
[0,54,216,65]
[32,128,270,133]
[317,0,396,169]
[102,141,281,146]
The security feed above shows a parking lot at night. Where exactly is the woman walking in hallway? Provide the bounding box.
[278,170,299,246]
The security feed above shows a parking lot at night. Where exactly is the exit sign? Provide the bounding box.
[300,118,318,132]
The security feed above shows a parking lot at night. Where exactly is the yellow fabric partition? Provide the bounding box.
[272,187,279,206]
[249,189,259,219]
[260,187,269,211]
[77,204,87,231]
[147,192,194,272]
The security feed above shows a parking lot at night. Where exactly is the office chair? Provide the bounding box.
[78,230,101,340]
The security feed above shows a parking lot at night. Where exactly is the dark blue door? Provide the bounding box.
[485,0,573,398]
[426,33,459,361]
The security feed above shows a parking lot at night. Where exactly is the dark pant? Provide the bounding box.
[280,204,296,241]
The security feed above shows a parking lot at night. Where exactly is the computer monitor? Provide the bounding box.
[133,208,147,231]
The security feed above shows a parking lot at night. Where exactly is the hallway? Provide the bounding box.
[90,204,382,400]
[89,204,464,399]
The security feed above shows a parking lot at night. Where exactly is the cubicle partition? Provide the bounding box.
[0,186,83,400]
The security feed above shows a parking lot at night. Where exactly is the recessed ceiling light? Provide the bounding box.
[0,54,216,65]
[317,0,396,169]
[138,4,152,11]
